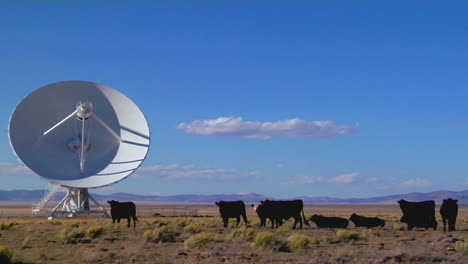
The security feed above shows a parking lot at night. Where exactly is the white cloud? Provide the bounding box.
[275,163,285,168]
[284,172,359,185]
[284,176,325,185]
[402,178,432,187]
[137,164,257,181]
[328,172,360,184]
[176,117,358,139]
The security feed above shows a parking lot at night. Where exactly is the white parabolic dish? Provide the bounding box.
[9,81,150,189]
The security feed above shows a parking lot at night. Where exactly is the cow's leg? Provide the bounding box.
[448,217,455,231]
[127,217,131,228]
[117,218,121,224]
[112,217,116,225]
[223,217,228,228]
[236,216,240,227]
[132,216,138,228]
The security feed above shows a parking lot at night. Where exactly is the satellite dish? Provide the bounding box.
[8,80,150,217]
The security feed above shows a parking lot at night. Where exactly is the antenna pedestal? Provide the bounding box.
[49,188,109,218]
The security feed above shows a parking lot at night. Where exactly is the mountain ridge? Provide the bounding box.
[0,189,466,204]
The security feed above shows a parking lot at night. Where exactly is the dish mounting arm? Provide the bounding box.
[43,110,78,136]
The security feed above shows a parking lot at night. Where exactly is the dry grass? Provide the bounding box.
[0,205,466,263]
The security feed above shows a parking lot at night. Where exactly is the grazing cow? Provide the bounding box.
[215,201,248,227]
[349,213,385,228]
[398,199,437,230]
[251,203,275,228]
[252,200,309,229]
[107,200,138,228]
[309,214,349,228]
[440,198,458,232]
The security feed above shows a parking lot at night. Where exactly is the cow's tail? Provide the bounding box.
[302,208,310,226]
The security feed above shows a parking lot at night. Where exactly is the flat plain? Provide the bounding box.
[0,204,466,264]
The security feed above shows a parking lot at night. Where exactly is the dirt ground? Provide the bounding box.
[0,204,466,264]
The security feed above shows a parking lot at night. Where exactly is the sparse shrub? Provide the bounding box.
[105,251,117,259]
[360,229,376,240]
[226,226,256,242]
[251,232,277,249]
[22,236,31,248]
[57,228,86,244]
[336,229,359,242]
[184,232,215,249]
[152,226,179,243]
[0,223,14,230]
[199,218,218,228]
[287,234,311,249]
[184,224,202,234]
[177,219,189,228]
[87,226,104,238]
[69,222,80,228]
[393,223,405,231]
[455,241,468,255]
[49,220,62,225]
[0,245,13,264]
[143,230,154,242]
[276,225,291,233]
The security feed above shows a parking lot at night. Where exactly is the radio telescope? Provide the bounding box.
[8,81,150,218]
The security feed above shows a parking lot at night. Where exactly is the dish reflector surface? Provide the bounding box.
[9,81,150,188]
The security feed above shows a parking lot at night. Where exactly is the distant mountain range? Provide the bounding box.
[0,189,466,205]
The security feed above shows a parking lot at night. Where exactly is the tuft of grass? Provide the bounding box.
[336,229,359,242]
[251,232,277,250]
[143,230,154,242]
[177,219,190,228]
[0,245,13,264]
[287,233,311,250]
[57,228,86,244]
[198,218,218,228]
[393,223,405,231]
[360,229,377,240]
[48,220,62,225]
[0,223,14,230]
[275,225,291,233]
[87,226,104,238]
[69,222,80,228]
[184,224,202,234]
[21,236,31,249]
[184,232,215,249]
[105,251,117,259]
[455,241,468,255]
[145,226,179,243]
[225,226,256,242]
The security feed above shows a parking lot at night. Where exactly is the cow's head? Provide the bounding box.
[309,214,319,221]
[349,213,357,220]
[215,202,220,206]
[107,200,118,207]
[251,204,260,212]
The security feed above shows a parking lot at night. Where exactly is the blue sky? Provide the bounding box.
[0,1,467,198]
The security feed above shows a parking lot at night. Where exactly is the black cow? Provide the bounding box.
[252,200,309,229]
[309,214,349,228]
[251,203,275,228]
[398,199,437,230]
[107,200,138,228]
[349,213,385,228]
[440,198,458,232]
[215,201,248,227]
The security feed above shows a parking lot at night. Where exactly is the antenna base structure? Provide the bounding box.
[48,188,109,219]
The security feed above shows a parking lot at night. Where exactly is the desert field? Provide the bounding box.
[0,204,466,264]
